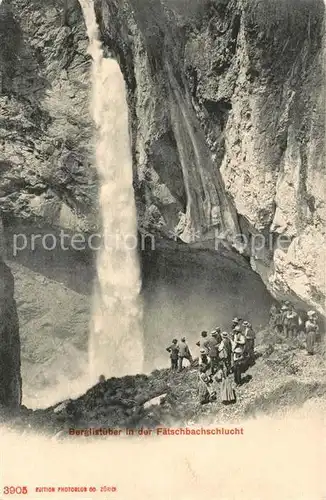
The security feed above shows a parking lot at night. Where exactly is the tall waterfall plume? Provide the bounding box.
[79,0,144,380]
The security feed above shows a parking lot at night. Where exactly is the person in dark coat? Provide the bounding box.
[243,321,256,362]
[199,348,211,373]
[281,301,294,336]
[269,304,278,327]
[233,346,244,386]
[270,304,283,334]
[305,311,319,355]
[212,327,222,343]
[218,341,228,378]
[166,339,179,371]
[206,331,219,375]
[274,307,283,334]
[178,337,193,371]
[286,305,299,338]
[221,331,233,373]
[281,304,290,337]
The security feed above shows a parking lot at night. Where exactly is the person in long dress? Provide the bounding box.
[220,368,235,404]
[198,365,211,404]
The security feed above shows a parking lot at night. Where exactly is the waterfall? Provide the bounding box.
[166,65,239,244]
[78,0,143,380]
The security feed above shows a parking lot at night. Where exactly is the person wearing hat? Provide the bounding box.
[196,331,210,353]
[312,311,321,343]
[275,306,283,334]
[233,325,246,345]
[221,331,233,373]
[217,341,228,378]
[281,303,289,313]
[166,339,179,371]
[198,365,211,405]
[196,332,210,371]
[232,317,241,331]
[269,304,283,334]
[233,346,244,386]
[178,337,193,371]
[269,304,278,327]
[284,304,299,338]
[232,319,243,337]
[212,326,222,343]
[305,311,319,355]
[199,348,211,372]
[281,304,290,336]
[206,331,220,375]
[243,321,256,363]
[220,363,236,404]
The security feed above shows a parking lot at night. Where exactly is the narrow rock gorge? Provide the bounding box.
[0,0,324,407]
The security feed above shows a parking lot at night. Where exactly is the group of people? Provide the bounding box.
[166,318,256,405]
[166,302,322,406]
[269,302,320,354]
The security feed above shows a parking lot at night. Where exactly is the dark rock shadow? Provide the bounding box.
[240,374,252,386]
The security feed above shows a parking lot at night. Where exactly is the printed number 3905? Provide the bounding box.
[3,487,28,495]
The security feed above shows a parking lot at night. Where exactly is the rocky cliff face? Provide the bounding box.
[0,259,21,408]
[0,0,96,232]
[0,0,324,405]
[95,0,325,314]
[0,0,97,406]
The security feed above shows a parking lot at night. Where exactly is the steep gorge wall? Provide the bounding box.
[0,0,96,232]
[0,0,95,406]
[0,259,21,408]
[95,0,325,314]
